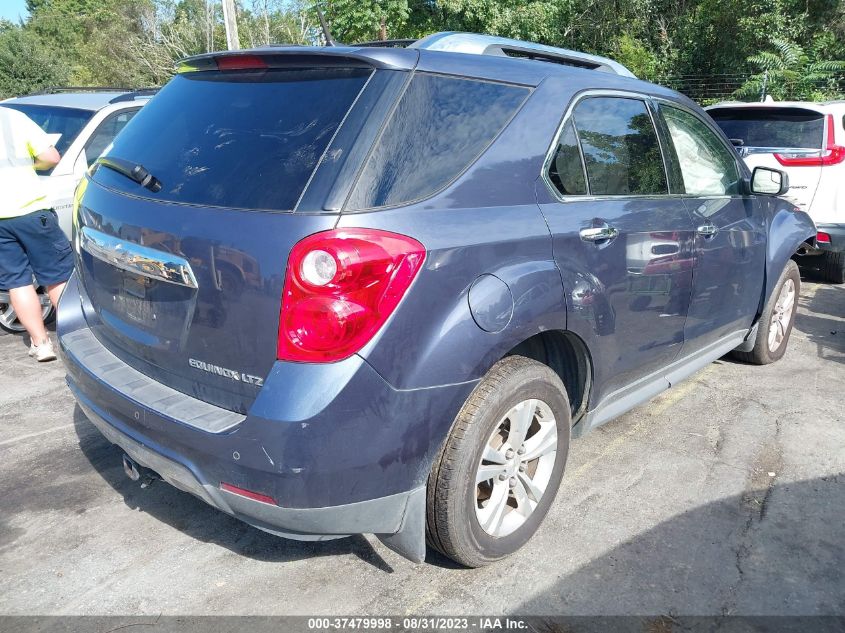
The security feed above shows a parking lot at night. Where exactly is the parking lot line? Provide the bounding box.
[0,423,75,447]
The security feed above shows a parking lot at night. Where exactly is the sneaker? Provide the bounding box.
[28,338,56,362]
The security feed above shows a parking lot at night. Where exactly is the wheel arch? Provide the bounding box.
[764,201,816,310]
[504,329,593,426]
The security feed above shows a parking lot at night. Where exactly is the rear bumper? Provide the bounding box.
[816,223,845,252]
[58,273,474,558]
[71,382,422,542]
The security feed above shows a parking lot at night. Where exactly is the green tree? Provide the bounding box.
[323,0,410,43]
[0,23,69,97]
[736,38,845,101]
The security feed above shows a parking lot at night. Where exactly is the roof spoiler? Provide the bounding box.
[177,48,418,73]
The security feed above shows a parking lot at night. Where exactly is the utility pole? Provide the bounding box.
[222,0,240,50]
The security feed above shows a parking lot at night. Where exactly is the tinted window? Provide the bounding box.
[547,120,587,195]
[661,105,741,196]
[2,104,93,156]
[346,74,529,210]
[572,97,667,195]
[85,109,138,166]
[92,68,371,211]
[708,107,824,149]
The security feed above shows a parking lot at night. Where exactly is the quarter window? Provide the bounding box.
[660,105,741,196]
[571,97,667,196]
[346,74,529,210]
[547,120,587,196]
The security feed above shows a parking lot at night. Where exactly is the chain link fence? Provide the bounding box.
[646,73,845,105]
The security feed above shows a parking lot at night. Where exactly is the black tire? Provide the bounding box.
[731,260,800,365]
[822,251,845,284]
[426,355,571,567]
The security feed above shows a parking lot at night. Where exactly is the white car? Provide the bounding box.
[707,100,845,282]
[0,89,153,332]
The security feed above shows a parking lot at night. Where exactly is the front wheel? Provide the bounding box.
[731,260,800,365]
[426,356,571,567]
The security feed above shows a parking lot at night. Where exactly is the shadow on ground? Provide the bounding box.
[516,475,845,616]
[793,281,844,365]
[70,405,398,572]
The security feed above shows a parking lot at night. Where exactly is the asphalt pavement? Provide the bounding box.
[0,277,843,618]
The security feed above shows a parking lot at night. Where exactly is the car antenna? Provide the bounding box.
[316,7,337,47]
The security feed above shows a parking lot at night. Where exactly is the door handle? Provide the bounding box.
[696,223,719,238]
[580,224,619,243]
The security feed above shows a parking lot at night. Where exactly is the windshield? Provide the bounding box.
[708,107,824,149]
[91,67,371,212]
[2,103,93,156]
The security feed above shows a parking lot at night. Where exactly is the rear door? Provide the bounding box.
[658,102,766,351]
[74,60,391,414]
[537,93,697,403]
[707,106,825,213]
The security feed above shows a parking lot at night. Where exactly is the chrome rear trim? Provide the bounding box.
[80,226,198,289]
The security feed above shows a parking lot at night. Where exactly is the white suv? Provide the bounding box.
[707,100,845,282]
[0,89,153,332]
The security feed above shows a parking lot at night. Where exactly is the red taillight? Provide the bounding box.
[220,482,277,505]
[774,114,845,166]
[817,231,832,244]
[215,55,268,71]
[277,229,426,363]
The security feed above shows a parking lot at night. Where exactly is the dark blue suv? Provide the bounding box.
[58,33,816,567]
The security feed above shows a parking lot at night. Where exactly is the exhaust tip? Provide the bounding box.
[122,454,141,481]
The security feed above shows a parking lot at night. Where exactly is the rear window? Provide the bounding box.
[708,107,824,149]
[2,104,93,155]
[92,68,371,211]
[345,73,529,210]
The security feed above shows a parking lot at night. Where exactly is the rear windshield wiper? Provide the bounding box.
[96,156,162,193]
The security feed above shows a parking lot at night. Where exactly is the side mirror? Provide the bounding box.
[750,166,790,196]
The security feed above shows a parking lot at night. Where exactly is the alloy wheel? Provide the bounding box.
[0,289,53,333]
[767,278,796,352]
[474,398,558,537]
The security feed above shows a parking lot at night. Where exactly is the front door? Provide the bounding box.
[537,94,697,404]
[655,103,766,352]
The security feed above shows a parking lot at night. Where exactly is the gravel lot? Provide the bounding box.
[0,277,843,618]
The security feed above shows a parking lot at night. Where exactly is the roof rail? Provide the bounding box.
[30,86,133,95]
[108,88,159,103]
[409,32,636,78]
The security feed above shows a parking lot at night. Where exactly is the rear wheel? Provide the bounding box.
[731,260,800,365]
[822,251,845,284]
[426,355,570,567]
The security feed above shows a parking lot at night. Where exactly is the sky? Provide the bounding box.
[0,0,29,22]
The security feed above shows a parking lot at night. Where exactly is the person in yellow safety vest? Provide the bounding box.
[0,106,73,361]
